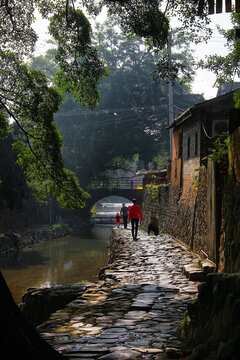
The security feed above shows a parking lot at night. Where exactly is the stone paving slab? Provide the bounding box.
[38,229,200,359]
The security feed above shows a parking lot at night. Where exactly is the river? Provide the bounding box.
[0,225,113,305]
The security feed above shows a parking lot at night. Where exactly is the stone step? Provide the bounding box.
[199,258,216,273]
[182,256,216,282]
[182,264,205,281]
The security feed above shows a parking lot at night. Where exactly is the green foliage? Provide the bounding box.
[199,11,240,103]
[192,166,200,190]
[104,0,169,49]
[28,48,58,81]
[208,136,230,162]
[152,154,168,170]
[100,0,211,48]
[0,0,208,209]
[53,218,70,233]
[0,0,107,209]
[145,184,164,200]
[49,6,107,108]
[0,112,8,139]
[90,205,96,218]
[54,18,203,186]
[109,157,130,172]
[0,134,27,209]
[97,0,212,82]
[233,89,240,108]
[154,28,196,86]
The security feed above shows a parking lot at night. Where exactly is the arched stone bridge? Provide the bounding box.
[84,179,143,216]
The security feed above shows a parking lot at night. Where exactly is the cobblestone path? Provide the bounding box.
[38,229,200,360]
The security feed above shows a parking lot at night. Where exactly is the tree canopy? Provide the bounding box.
[0,0,211,209]
[51,19,204,187]
[199,11,240,106]
[0,0,107,209]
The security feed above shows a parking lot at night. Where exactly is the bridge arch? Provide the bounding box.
[90,195,132,219]
[86,189,143,217]
[77,189,143,218]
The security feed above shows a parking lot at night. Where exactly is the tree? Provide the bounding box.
[0,0,213,209]
[0,133,27,209]
[199,11,240,105]
[0,1,106,209]
[53,19,204,187]
[87,0,212,83]
[86,0,211,47]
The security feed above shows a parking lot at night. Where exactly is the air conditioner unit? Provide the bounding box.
[212,119,229,137]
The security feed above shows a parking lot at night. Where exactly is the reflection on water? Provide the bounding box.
[0,226,112,304]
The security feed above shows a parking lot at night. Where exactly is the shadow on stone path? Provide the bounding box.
[38,229,200,360]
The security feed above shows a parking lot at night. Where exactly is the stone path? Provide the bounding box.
[38,229,200,360]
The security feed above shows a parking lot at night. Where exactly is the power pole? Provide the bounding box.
[168,33,174,161]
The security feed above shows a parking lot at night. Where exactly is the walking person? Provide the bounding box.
[128,199,144,240]
[120,203,129,229]
[115,213,121,228]
[148,212,159,236]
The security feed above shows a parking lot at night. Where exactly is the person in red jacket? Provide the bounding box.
[128,199,144,240]
[115,213,121,228]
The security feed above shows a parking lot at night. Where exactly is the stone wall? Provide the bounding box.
[142,184,192,246]
[0,225,69,256]
[193,166,208,254]
[221,127,240,272]
[142,164,208,252]
[222,179,240,272]
[182,273,240,360]
[20,284,89,327]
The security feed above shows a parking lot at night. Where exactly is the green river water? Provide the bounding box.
[0,226,112,304]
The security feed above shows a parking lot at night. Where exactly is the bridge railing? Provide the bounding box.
[88,178,143,190]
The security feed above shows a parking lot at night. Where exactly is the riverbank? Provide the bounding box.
[0,217,93,256]
[36,228,201,359]
[0,225,70,256]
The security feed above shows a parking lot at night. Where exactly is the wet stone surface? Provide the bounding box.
[38,229,199,359]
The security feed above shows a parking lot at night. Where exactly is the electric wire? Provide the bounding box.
[55,104,181,129]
